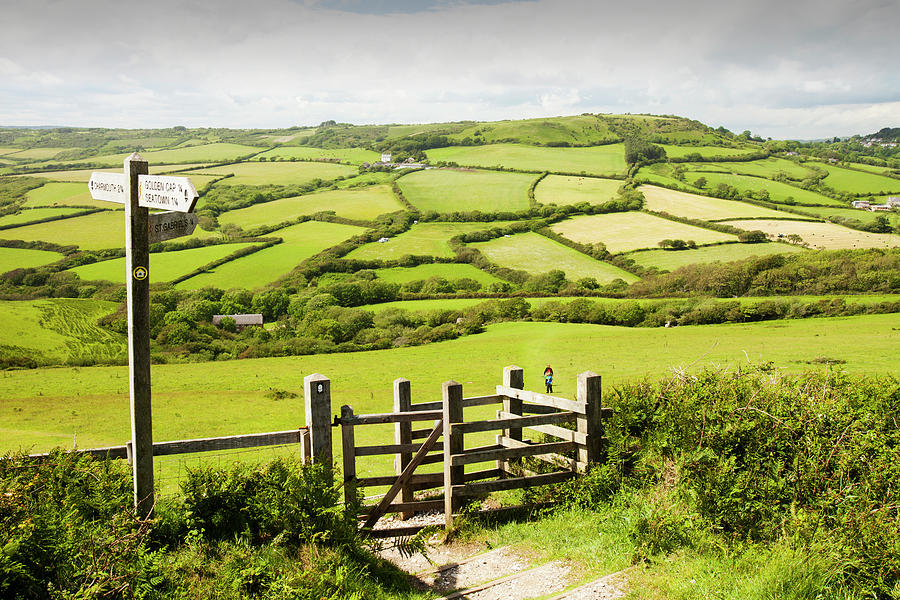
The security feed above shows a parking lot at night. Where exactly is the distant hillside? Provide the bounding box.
[864,127,900,141]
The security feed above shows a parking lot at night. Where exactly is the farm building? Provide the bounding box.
[212,314,263,330]
[851,200,870,209]
[888,197,900,207]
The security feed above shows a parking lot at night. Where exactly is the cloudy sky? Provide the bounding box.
[2,0,898,139]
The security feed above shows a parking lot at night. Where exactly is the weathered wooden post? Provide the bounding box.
[500,366,524,476]
[576,371,602,470]
[442,380,464,529]
[304,373,333,474]
[393,378,414,520]
[340,405,356,507]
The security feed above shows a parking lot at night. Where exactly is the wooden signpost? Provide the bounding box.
[88,154,198,517]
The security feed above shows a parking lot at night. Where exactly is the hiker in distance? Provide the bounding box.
[544,364,553,393]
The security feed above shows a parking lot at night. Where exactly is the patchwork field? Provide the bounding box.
[471,231,639,282]
[3,147,69,160]
[0,207,86,227]
[0,247,65,273]
[640,185,794,221]
[697,172,846,206]
[69,243,258,283]
[659,145,759,159]
[397,168,535,213]
[0,210,125,250]
[551,212,738,253]
[375,263,503,286]
[200,161,357,186]
[255,147,379,164]
[71,143,262,167]
[347,221,514,259]
[812,162,900,194]
[218,185,403,228]
[176,221,366,290]
[534,175,622,206]
[720,219,900,249]
[14,168,104,182]
[426,143,628,176]
[24,182,107,208]
[686,157,815,180]
[448,115,617,145]
[627,241,806,271]
[794,206,900,227]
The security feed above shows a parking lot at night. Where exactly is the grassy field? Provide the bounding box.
[24,182,109,208]
[0,210,125,250]
[1,315,898,468]
[217,185,403,228]
[254,147,379,164]
[0,298,123,366]
[0,207,85,227]
[448,115,617,145]
[640,184,794,221]
[697,172,846,206]
[794,205,900,226]
[4,147,69,160]
[627,241,806,271]
[426,143,627,176]
[0,247,64,273]
[397,168,535,213]
[71,143,262,167]
[374,263,504,286]
[850,162,899,176]
[721,219,900,249]
[69,243,258,283]
[176,221,366,290]
[347,221,514,259]
[14,168,105,182]
[813,162,900,194]
[471,231,639,282]
[686,157,815,180]
[199,161,357,186]
[551,212,738,253]
[659,145,759,159]
[534,175,622,206]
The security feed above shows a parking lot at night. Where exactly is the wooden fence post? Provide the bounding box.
[393,378,414,520]
[304,373,333,474]
[340,405,356,508]
[500,366,524,476]
[443,380,464,529]
[576,371,602,470]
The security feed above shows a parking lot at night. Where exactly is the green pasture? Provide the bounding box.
[100,136,180,150]
[686,157,815,180]
[471,231,639,282]
[69,243,257,283]
[0,247,65,273]
[551,212,738,253]
[627,241,806,271]
[255,147,379,164]
[426,143,627,176]
[347,221,514,260]
[71,143,262,167]
[150,163,212,174]
[218,185,402,228]
[2,315,899,478]
[659,145,759,159]
[4,147,68,160]
[14,169,99,182]
[812,162,900,194]
[374,263,503,286]
[795,206,900,226]
[201,161,356,186]
[640,184,793,221]
[177,221,366,290]
[448,115,617,145]
[697,172,845,206]
[634,163,705,192]
[534,175,621,206]
[720,219,900,250]
[332,171,395,189]
[0,298,123,366]
[24,182,108,209]
[397,168,535,213]
[0,210,125,250]
[849,162,899,176]
[0,207,85,227]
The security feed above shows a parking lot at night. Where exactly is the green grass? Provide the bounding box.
[69,243,257,283]
[254,147,379,164]
[23,182,110,209]
[72,143,263,166]
[660,145,760,159]
[218,185,403,228]
[697,172,846,206]
[426,143,628,176]
[849,162,899,176]
[640,184,794,221]
[793,206,900,226]
[0,210,125,250]
[812,162,900,194]
[176,221,367,290]
[627,241,806,271]
[720,219,900,250]
[0,247,64,273]
[0,207,85,227]
[1,314,898,462]
[200,161,357,186]
[374,263,504,286]
[685,157,816,180]
[397,169,535,213]
[0,298,124,367]
[472,231,639,282]
[448,115,618,145]
[4,148,68,160]
[347,221,514,259]
[534,175,622,206]
[14,169,102,182]
[551,212,738,253]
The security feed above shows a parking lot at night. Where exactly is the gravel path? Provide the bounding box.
[550,569,630,600]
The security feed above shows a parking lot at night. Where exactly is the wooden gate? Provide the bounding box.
[336,366,606,530]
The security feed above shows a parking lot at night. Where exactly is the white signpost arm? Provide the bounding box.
[124,153,154,518]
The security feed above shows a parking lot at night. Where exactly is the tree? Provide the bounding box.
[693,176,707,189]
[738,230,768,243]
